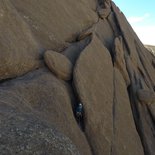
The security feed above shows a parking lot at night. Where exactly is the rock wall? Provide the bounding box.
[0,0,155,154]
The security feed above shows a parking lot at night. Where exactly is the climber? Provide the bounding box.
[76,103,84,129]
[76,103,83,119]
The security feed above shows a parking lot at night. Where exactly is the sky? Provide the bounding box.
[113,0,155,45]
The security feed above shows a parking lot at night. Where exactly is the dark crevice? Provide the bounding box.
[63,35,95,155]
[125,55,146,153]
[0,78,14,85]
[62,36,92,65]
[0,66,43,86]
[135,41,154,89]
[110,6,122,36]
[62,35,93,131]
[147,107,155,135]
[71,80,85,132]
[127,85,147,154]
[68,79,95,155]
[111,4,131,56]
[127,85,140,128]
[152,60,155,68]
[126,67,153,154]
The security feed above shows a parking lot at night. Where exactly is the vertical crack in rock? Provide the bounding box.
[135,41,155,89]
[73,34,113,155]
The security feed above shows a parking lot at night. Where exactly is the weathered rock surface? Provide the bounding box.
[0,0,41,80]
[112,3,155,154]
[44,50,73,80]
[10,0,98,51]
[0,109,80,155]
[0,68,92,155]
[97,8,111,19]
[74,35,113,155]
[95,19,115,51]
[1,0,155,154]
[62,36,91,65]
[113,36,130,86]
[137,89,155,105]
[113,68,144,155]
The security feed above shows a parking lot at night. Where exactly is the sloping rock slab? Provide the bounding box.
[0,68,92,155]
[0,0,40,80]
[0,106,80,155]
[74,35,113,155]
[95,19,115,51]
[10,0,98,51]
[113,68,144,155]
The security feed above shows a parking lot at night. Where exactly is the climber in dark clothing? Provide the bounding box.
[76,103,84,130]
[76,103,83,118]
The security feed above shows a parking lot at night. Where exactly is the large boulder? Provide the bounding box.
[0,68,92,155]
[0,0,40,80]
[95,19,115,51]
[44,50,73,81]
[10,0,98,51]
[74,35,113,155]
[0,107,80,155]
[1,0,155,154]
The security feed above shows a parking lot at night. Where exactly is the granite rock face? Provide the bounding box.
[0,0,155,155]
[0,0,41,80]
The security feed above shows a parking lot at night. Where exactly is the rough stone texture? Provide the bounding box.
[97,8,111,19]
[0,109,80,155]
[1,0,155,154]
[62,36,91,65]
[10,0,98,51]
[0,0,41,80]
[107,12,120,36]
[113,36,130,86]
[112,3,155,154]
[95,19,115,51]
[137,89,155,105]
[74,35,113,155]
[98,0,111,9]
[0,69,92,155]
[77,27,95,41]
[44,50,73,81]
[112,2,155,86]
[113,68,144,155]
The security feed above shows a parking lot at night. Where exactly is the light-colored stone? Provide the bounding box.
[44,50,73,81]
[10,0,98,51]
[74,35,113,155]
[113,36,130,86]
[95,19,115,50]
[0,0,40,80]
